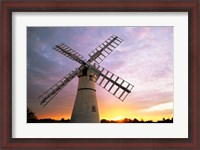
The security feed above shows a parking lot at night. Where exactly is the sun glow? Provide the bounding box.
[112,116,124,121]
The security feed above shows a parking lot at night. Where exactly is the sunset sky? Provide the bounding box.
[27,27,173,121]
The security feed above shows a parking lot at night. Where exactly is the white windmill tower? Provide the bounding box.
[38,35,134,123]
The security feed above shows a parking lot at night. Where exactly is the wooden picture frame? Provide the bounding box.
[1,0,199,149]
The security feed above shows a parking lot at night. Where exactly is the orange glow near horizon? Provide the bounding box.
[37,104,173,122]
[36,97,173,121]
[38,112,71,120]
[38,113,173,122]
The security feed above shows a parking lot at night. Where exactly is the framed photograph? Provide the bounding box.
[1,0,199,149]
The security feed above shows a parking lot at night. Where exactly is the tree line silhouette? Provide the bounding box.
[100,118,173,123]
[27,108,173,123]
[27,108,71,123]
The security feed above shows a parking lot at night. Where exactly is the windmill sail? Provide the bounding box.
[38,35,134,108]
[89,64,134,101]
[87,35,123,64]
[38,68,83,107]
[53,43,85,64]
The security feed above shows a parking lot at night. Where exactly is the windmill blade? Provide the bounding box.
[38,67,83,107]
[87,35,123,64]
[89,64,134,101]
[53,43,85,65]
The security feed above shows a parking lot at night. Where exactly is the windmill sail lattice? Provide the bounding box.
[53,43,85,64]
[38,67,83,107]
[88,35,123,64]
[90,64,134,101]
[38,35,134,122]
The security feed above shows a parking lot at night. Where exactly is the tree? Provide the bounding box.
[133,118,139,123]
[100,119,109,123]
[163,118,166,122]
[27,108,38,122]
[60,118,65,122]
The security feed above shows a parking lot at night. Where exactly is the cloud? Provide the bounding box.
[141,102,173,112]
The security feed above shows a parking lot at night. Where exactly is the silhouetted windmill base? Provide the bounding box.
[71,68,100,123]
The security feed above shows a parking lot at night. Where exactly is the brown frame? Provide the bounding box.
[1,0,199,149]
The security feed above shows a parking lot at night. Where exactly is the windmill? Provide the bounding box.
[37,35,134,123]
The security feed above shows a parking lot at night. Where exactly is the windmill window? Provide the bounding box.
[89,75,92,79]
[89,75,95,81]
[92,106,96,112]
